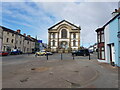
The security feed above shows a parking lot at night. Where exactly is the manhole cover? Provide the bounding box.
[31,67,51,72]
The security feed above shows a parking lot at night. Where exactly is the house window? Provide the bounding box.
[7,32,9,34]
[101,47,105,59]
[73,33,76,39]
[27,48,29,52]
[11,39,14,43]
[61,29,67,38]
[27,41,29,44]
[6,38,9,42]
[98,46,105,60]
[97,30,104,43]
[53,40,55,46]
[12,33,14,36]
[73,40,76,46]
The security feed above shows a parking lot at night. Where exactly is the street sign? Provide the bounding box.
[38,40,42,43]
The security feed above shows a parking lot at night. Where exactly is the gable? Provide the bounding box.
[48,20,80,30]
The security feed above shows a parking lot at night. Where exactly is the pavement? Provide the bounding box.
[2,53,119,88]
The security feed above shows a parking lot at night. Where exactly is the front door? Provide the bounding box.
[108,44,112,64]
[108,44,115,65]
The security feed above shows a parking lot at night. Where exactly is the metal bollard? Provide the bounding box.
[89,53,90,60]
[46,54,48,60]
[72,54,74,60]
[61,53,62,60]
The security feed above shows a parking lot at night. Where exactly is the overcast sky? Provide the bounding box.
[1,1,118,47]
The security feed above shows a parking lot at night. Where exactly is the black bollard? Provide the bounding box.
[35,54,37,57]
[46,54,48,60]
[89,53,90,60]
[73,54,74,60]
[61,53,62,60]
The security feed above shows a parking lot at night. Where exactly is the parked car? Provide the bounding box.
[0,51,9,56]
[89,50,93,53]
[10,49,23,55]
[72,49,90,56]
[45,51,53,55]
[35,51,46,56]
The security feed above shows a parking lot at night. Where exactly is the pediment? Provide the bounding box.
[48,20,80,30]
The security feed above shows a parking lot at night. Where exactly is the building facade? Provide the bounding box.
[96,12,120,67]
[48,20,81,52]
[0,26,37,53]
[0,27,3,51]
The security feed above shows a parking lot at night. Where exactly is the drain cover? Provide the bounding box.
[31,67,51,72]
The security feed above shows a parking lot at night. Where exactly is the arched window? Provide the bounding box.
[73,33,76,38]
[73,40,76,46]
[53,40,55,46]
[61,29,67,38]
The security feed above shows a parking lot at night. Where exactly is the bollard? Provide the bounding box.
[89,53,90,60]
[35,54,37,57]
[46,54,48,60]
[61,53,62,60]
[72,54,74,60]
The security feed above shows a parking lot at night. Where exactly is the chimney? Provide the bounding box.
[27,35,31,38]
[115,9,117,12]
[23,33,26,36]
[112,9,119,17]
[17,29,21,33]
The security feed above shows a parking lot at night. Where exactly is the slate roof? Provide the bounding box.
[0,26,37,42]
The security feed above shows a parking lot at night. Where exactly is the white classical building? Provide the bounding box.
[48,20,81,52]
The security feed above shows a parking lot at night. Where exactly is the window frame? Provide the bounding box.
[61,29,67,39]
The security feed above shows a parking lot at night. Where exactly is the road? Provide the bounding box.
[2,53,119,88]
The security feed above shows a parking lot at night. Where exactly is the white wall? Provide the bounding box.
[104,25,110,63]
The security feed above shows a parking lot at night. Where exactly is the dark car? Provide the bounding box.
[89,50,93,53]
[72,49,90,56]
[0,51,9,56]
[10,49,23,55]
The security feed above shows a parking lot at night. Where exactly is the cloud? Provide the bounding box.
[37,2,117,46]
[1,1,118,47]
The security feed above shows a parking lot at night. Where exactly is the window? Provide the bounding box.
[97,30,104,43]
[11,39,14,43]
[12,33,14,36]
[53,33,55,38]
[7,32,9,34]
[61,29,67,38]
[73,33,76,38]
[6,38,9,42]
[73,40,76,46]
[27,41,29,44]
[27,48,29,52]
[98,46,105,60]
[53,40,55,46]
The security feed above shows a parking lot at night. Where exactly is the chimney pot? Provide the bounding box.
[115,9,117,12]
[17,29,21,33]
[23,33,26,36]
[27,35,31,37]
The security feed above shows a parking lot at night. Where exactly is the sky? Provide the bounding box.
[0,0,118,47]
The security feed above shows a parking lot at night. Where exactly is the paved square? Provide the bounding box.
[2,53,118,88]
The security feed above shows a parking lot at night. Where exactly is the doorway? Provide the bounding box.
[108,43,115,65]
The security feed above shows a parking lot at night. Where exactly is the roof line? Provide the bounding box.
[48,20,79,30]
